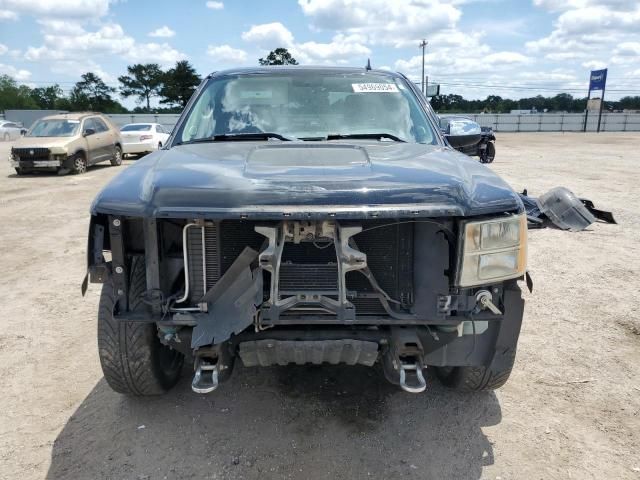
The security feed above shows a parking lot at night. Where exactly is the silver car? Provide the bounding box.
[0,121,24,141]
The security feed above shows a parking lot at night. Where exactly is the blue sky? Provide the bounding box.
[0,0,638,107]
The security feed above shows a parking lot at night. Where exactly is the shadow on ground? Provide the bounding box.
[7,163,118,178]
[47,365,501,480]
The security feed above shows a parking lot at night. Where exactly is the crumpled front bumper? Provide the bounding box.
[12,159,61,168]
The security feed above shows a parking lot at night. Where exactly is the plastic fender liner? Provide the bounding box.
[190,247,262,349]
[82,214,109,296]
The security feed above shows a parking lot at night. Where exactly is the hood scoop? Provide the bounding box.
[244,143,372,178]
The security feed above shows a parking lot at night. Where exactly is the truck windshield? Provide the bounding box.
[177,72,437,145]
[27,119,80,137]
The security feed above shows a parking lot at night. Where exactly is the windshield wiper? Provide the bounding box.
[325,133,407,142]
[176,132,298,145]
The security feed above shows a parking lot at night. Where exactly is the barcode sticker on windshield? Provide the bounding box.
[352,83,399,93]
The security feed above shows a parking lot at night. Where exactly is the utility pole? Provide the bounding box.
[419,39,428,95]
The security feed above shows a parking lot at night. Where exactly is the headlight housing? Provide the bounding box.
[456,214,527,287]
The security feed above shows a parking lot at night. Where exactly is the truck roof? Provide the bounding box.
[209,65,404,79]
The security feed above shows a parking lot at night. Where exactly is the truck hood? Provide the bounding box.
[91,141,523,219]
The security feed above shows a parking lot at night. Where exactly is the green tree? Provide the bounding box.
[68,72,127,113]
[0,75,39,110]
[258,48,298,66]
[118,63,164,111]
[618,96,640,110]
[159,60,201,109]
[69,72,115,111]
[550,93,574,112]
[30,84,63,109]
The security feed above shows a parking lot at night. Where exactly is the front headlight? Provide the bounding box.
[456,214,527,287]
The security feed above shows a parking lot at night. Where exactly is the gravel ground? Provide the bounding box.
[0,133,639,480]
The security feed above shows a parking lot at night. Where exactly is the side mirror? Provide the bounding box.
[444,120,482,149]
[83,128,96,137]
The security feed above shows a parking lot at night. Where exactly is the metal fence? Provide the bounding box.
[4,110,640,133]
[105,112,640,133]
[107,113,182,131]
[461,113,640,132]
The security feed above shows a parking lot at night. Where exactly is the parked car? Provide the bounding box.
[86,67,527,397]
[0,120,25,141]
[9,112,123,175]
[120,123,170,156]
[439,115,496,163]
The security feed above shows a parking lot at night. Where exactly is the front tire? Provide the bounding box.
[14,167,24,175]
[435,349,516,391]
[110,145,123,166]
[97,256,184,395]
[70,152,87,174]
[484,142,496,163]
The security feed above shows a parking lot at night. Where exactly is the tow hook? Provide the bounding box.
[399,358,427,393]
[192,357,220,394]
[476,290,502,315]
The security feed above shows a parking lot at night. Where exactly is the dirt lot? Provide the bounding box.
[0,133,639,480]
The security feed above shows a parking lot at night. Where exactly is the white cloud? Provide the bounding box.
[394,28,530,79]
[0,0,111,19]
[25,23,135,61]
[148,26,175,38]
[0,43,7,55]
[293,34,371,63]
[483,52,530,65]
[0,9,18,20]
[125,43,187,66]
[207,44,248,63]
[533,0,639,12]
[241,22,294,48]
[0,63,31,80]
[241,23,370,64]
[527,1,640,57]
[298,0,461,47]
[524,0,640,100]
[23,21,188,81]
[614,42,640,56]
[582,60,607,70]
[205,1,223,9]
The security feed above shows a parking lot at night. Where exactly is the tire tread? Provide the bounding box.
[437,349,516,392]
[97,256,183,395]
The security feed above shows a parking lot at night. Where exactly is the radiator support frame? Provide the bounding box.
[256,221,367,324]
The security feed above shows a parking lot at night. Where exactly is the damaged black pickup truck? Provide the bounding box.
[85,67,527,395]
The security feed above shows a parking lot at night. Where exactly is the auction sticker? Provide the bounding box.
[352,83,399,93]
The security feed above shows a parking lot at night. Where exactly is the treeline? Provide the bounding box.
[0,60,200,114]
[431,93,640,113]
[3,56,640,115]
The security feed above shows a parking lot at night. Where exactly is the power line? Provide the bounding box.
[417,79,640,94]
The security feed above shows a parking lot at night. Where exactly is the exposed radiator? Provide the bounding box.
[185,223,220,301]
[184,220,414,315]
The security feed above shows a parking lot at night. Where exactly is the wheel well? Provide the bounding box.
[71,149,86,159]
